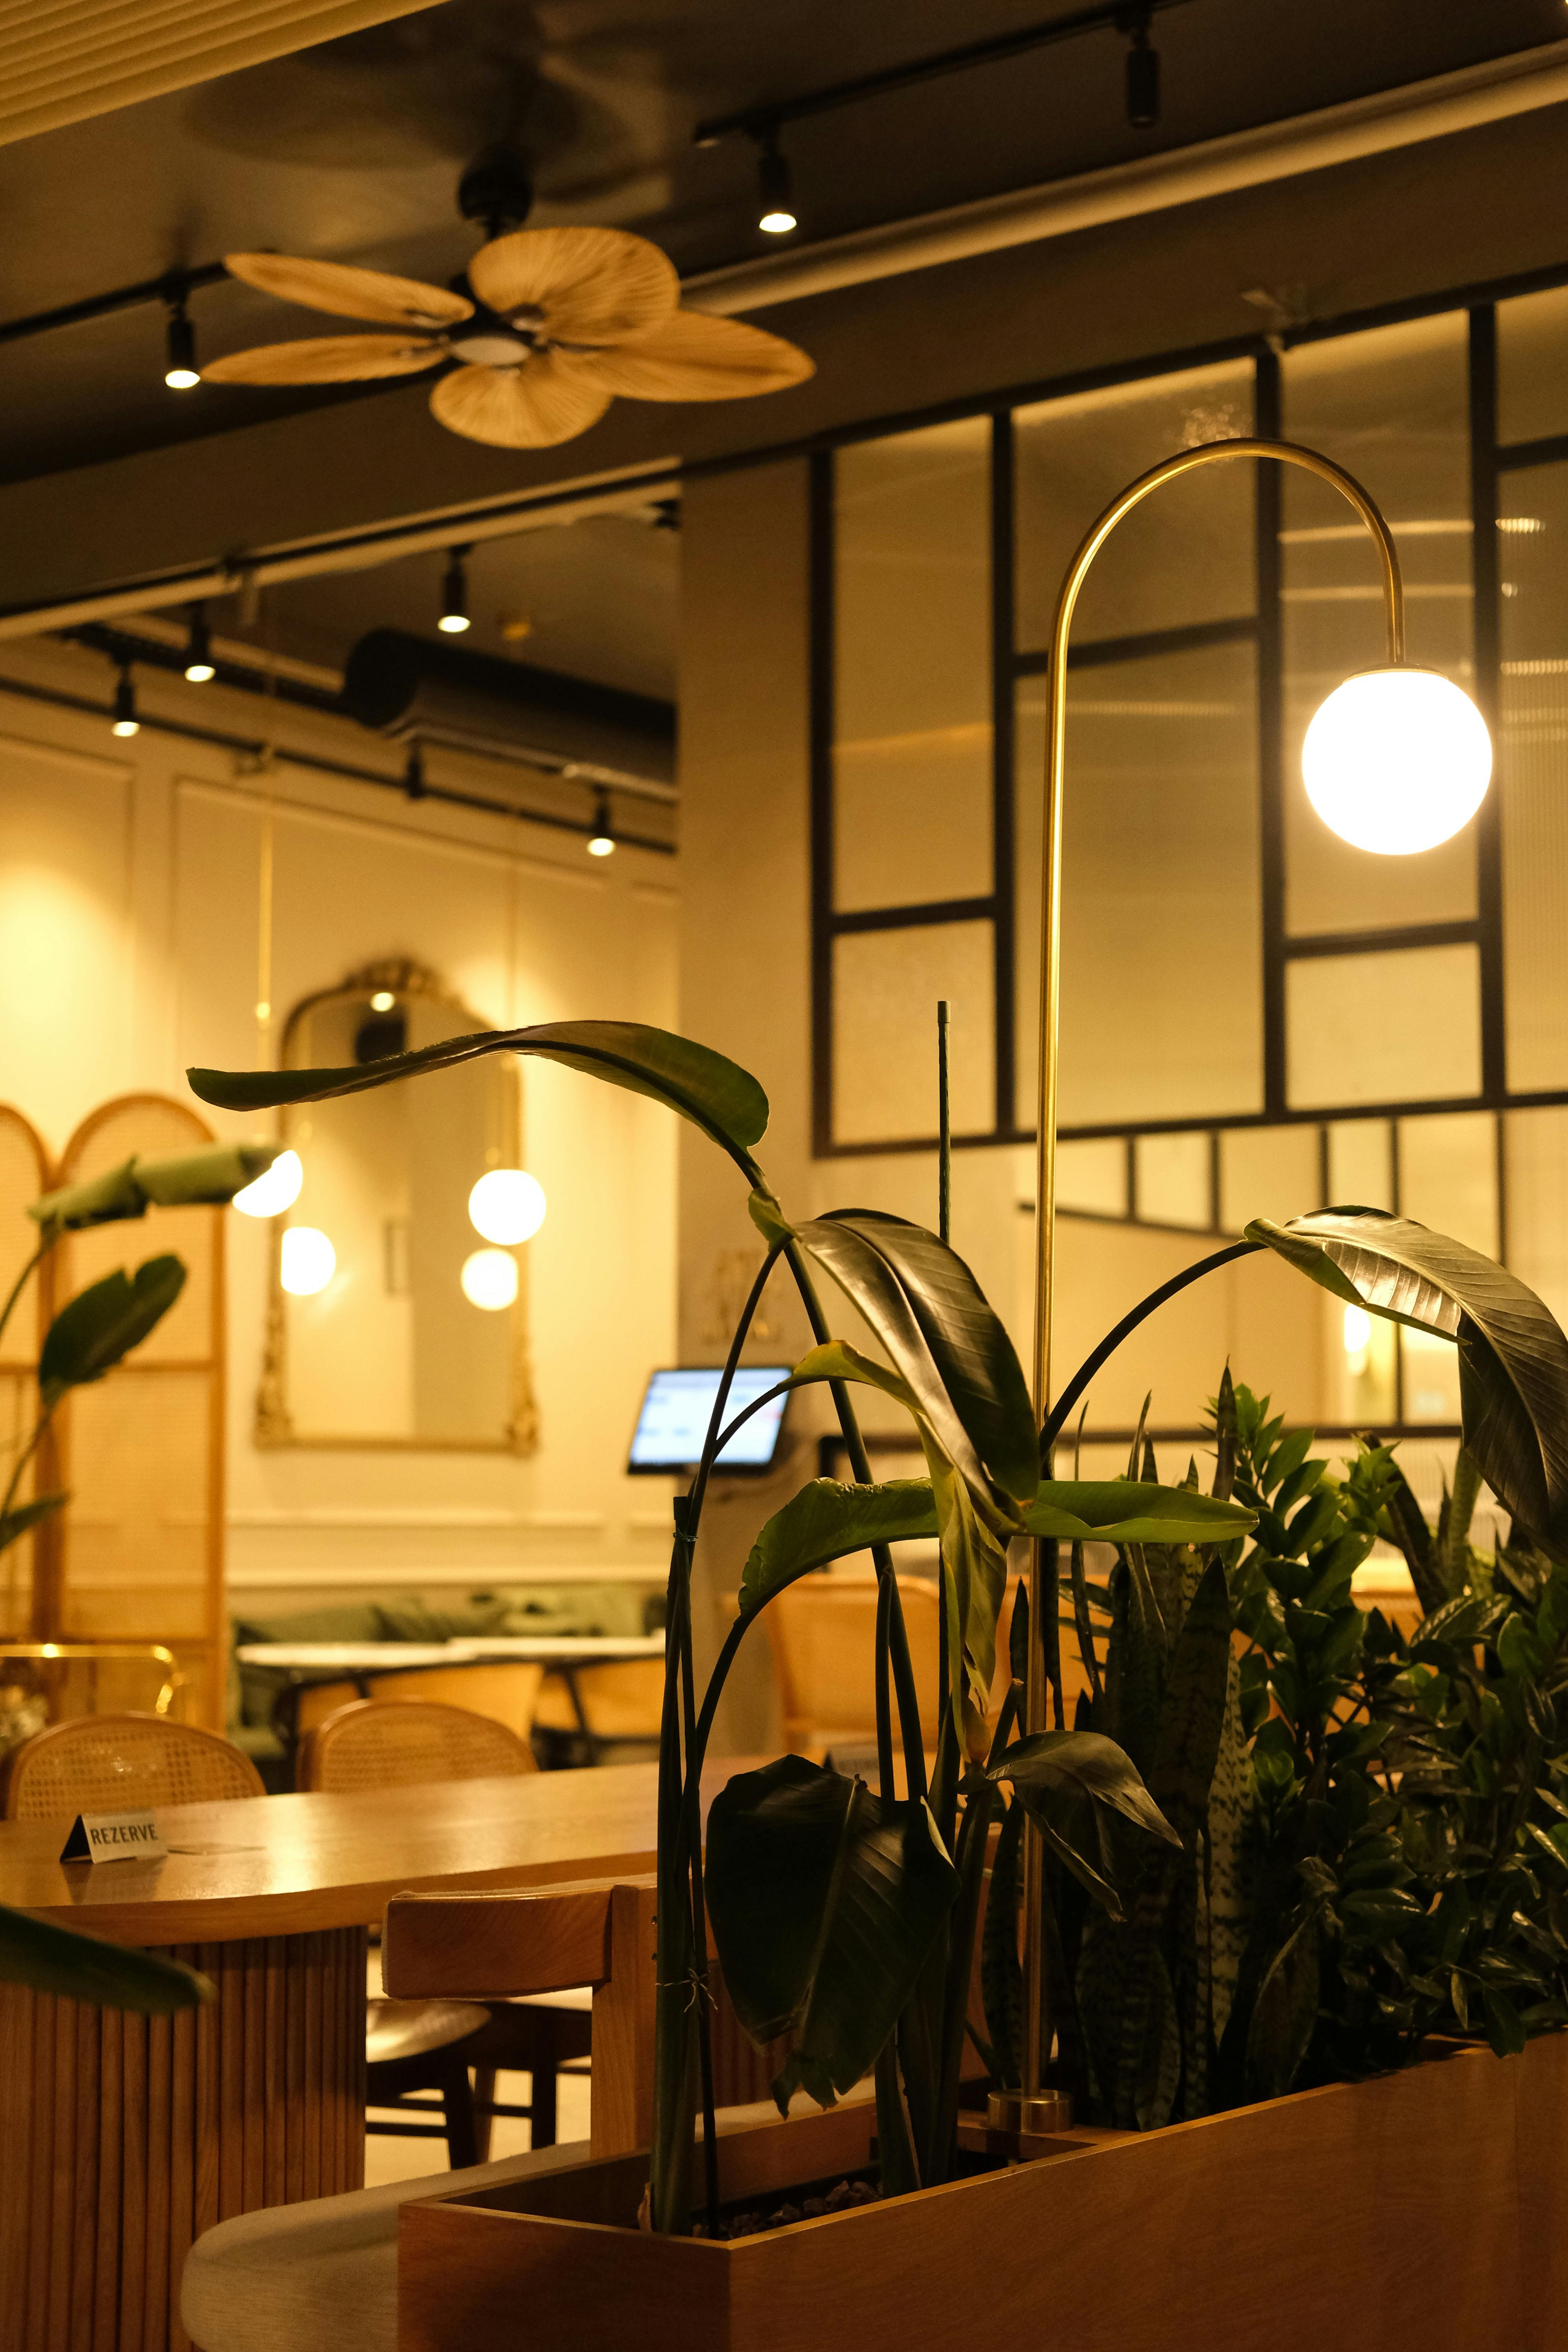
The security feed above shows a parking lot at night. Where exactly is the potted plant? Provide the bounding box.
[188,1023,1568,2349]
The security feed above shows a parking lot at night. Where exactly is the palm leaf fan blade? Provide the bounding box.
[466,225,679,345]
[430,357,612,449]
[223,252,472,328]
[588,309,815,401]
[202,336,446,386]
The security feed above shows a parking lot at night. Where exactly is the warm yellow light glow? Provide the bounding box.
[369,989,396,1012]
[164,365,200,390]
[280,1226,335,1295]
[1343,1304,1373,1357]
[759,208,798,235]
[110,716,140,738]
[460,1247,518,1310]
[468,1168,546,1245]
[436,612,470,634]
[587,833,615,858]
[232,1148,302,1218]
[1302,666,1492,855]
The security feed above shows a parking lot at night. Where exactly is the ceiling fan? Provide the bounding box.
[202,224,814,449]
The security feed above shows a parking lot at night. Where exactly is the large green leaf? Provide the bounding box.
[737,1479,938,1620]
[705,1755,958,2111]
[988,1730,1181,1878]
[40,1257,187,1400]
[0,1905,212,2012]
[793,1214,1034,1505]
[189,1020,769,1170]
[1246,1208,1568,1547]
[31,1144,282,1231]
[1147,1557,1233,1843]
[1022,1482,1256,1547]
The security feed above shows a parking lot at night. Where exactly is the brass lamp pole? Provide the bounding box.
[994,437,1409,2140]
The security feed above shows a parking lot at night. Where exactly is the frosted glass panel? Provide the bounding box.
[1498,285,1568,447]
[1014,361,1254,648]
[1136,1132,1212,1228]
[1219,1125,1320,1233]
[1505,1107,1568,1334]
[1017,638,1262,1128]
[1402,1327,1461,1426]
[1286,945,1481,1109]
[834,921,994,1144]
[1327,1118,1393,1211]
[1397,1112,1498,1257]
[1499,462,1568,1089]
[1281,315,1477,936]
[835,421,992,912]
[1057,1138,1127,1217]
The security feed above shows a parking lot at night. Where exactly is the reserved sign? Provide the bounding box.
[59,1809,167,1865]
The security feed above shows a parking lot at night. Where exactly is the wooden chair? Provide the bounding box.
[2,1710,263,1816]
[531,1658,664,1766]
[299,1698,591,2158]
[764,1574,942,1762]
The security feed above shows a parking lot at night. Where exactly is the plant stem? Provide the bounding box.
[0,1236,50,1364]
[1041,1240,1261,1457]
[937,1001,951,1250]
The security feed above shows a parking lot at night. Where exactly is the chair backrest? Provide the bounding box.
[299,1697,538,1794]
[765,1576,942,1758]
[3,1711,264,1819]
[291,1660,545,1744]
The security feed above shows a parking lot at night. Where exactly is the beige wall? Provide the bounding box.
[0,637,678,1623]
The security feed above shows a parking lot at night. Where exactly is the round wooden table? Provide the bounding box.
[0,1759,732,2352]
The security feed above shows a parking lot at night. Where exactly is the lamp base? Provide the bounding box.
[954,2086,1078,2162]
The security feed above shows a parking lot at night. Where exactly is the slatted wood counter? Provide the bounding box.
[0,1761,733,2352]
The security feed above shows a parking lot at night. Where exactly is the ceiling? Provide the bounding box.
[0,0,1562,489]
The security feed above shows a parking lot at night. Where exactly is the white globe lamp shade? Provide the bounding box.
[468,1168,547,1246]
[232,1148,303,1219]
[280,1226,335,1296]
[461,1247,519,1311]
[1302,666,1491,856]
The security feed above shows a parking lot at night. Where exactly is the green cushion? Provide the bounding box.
[469,1583,657,1639]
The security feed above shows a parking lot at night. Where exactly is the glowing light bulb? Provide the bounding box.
[369,989,396,1012]
[1302,666,1491,855]
[232,1148,302,1218]
[1343,1304,1373,1357]
[468,1168,546,1245]
[461,1247,518,1310]
[280,1226,335,1295]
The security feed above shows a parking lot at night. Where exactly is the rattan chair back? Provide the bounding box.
[299,1697,538,1795]
[4,1711,264,1820]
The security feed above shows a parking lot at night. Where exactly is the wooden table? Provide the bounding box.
[0,1761,732,2352]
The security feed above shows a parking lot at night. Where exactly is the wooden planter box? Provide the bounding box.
[399,2035,1568,2352]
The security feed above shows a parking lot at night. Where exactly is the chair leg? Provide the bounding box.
[471,2063,496,2165]
[530,2029,558,2149]
[435,2051,479,2170]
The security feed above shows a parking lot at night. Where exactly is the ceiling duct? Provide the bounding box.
[339,629,676,800]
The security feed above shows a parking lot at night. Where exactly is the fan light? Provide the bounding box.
[757,137,797,236]
[587,792,615,858]
[164,303,199,390]
[469,1168,547,1245]
[110,665,140,738]
[461,1247,519,1311]
[183,605,215,684]
[1302,666,1492,855]
[438,547,471,634]
[233,1149,303,1218]
[280,1226,335,1295]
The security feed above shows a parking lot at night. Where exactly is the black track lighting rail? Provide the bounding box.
[0,262,228,351]
[692,0,1196,145]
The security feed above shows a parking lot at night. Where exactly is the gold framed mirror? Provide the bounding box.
[256,958,539,1454]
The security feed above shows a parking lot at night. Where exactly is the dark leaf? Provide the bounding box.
[1246,1913,1322,2099]
[705,1756,959,2110]
[0,1905,211,2012]
[190,1020,770,1170]
[980,1794,1025,2089]
[737,1479,937,1620]
[988,1729,1181,1850]
[1483,1989,1528,2058]
[1246,1208,1568,1548]
[1022,1484,1255,1547]
[1148,1557,1233,1844]
[40,1257,187,1399]
[0,1493,67,1557]
[31,1144,282,1230]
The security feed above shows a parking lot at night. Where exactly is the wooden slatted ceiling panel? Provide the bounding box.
[0,1,438,147]
[53,1096,226,1725]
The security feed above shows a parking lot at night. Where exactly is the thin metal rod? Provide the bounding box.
[937,1000,952,1246]
[1020,434,1406,2099]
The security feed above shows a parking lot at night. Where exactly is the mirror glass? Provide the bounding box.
[258,960,537,1452]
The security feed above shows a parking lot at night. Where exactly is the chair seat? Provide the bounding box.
[365,1997,487,2067]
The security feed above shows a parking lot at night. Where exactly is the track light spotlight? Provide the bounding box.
[405,743,427,801]
[756,132,798,236]
[587,793,616,857]
[438,546,472,634]
[110,665,140,738]
[1123,8,1159,128]
[183,605,215,683]
[164,299,199,390]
